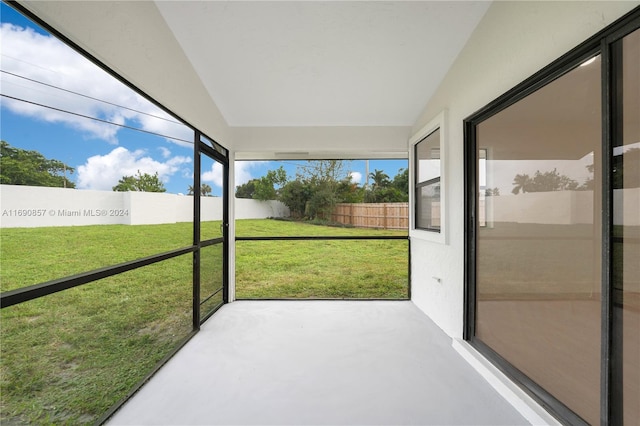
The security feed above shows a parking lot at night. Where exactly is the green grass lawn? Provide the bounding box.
[0,256,193,425]
[235,219,408,299]
[0,219,408,424]
[236,239,408,298]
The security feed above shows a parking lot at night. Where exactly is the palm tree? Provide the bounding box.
[511,174,531,195]
[369,169,390,189]
[187,183,213,196]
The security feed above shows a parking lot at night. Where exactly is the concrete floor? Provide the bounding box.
[107,301,530,425]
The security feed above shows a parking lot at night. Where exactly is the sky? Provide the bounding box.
[0,3,407,196]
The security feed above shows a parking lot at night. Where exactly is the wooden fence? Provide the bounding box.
[331,203,409,230]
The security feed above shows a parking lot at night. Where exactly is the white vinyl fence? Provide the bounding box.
[0,185,288,228]
[480,189,640,226]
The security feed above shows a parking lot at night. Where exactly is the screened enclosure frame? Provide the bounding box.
[463,7,640,426]
[233,157,411,301]
[0,1,229,422]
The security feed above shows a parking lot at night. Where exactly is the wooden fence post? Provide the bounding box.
[349,203,353,225]
[383,203,387,229]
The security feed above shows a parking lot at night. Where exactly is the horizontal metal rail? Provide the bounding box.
[236,235,408,241]
[235,297,410,301]
[0,246,195,309]
[201,237,224,247]
[200,286,224,306]
[2,236,406,309]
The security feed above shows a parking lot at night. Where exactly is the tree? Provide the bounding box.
[369,169,391,189]
[297,160,348,185]
[187,183,213,196]
[511,169,579,194]
[271,161,350,219]
[113,170,166,192]
[391,168,409,194]
[581,163,595,190]
[306,185,336,219]
[201,183,212,197]
[235,179,258,199]
[511,173,531,195]
[335,176,365,203]
[279,180,312,218]
[253,166,288,201]
[235,166,288,201]
[365,186,406,203]
[0,140,75,188]
[364,168,408,203]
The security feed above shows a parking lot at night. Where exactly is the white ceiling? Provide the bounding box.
[155,1,491,127]
[17,0,491,154]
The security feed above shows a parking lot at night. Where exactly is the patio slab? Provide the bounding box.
[108,300,530,425]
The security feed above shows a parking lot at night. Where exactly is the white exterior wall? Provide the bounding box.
[235,198,289,219]
[409,1,639,338]
[0,185,288,228]
[485,191,589,226]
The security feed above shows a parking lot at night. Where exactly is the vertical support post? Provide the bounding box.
[603,36,627,426]
[222,152,230,304]
[600,39,613,426]
[193,131,201,331]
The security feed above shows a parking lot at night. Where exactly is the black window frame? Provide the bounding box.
[414,129,442,232]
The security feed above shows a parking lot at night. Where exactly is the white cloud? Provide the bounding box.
[202,163,224,188]
[349,171,362,183]
[234,161,260,186]
[158,146,172,159]
[76,147,191,190]
[0,23,192,145]
[201,161,261,188]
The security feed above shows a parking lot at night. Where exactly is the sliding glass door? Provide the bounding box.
[475,54,602,424]
[465,12,639,425]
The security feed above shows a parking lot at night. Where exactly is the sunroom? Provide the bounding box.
[0,1,638,425]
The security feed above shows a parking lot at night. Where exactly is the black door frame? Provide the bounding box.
[193,131,229,328]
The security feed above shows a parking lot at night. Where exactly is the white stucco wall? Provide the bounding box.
[483,191,595,226]
[409,1,639,338]
[0,185,288,228]
[235,197,290,219]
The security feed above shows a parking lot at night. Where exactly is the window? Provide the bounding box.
[415,129,441,231]
[411,111,446,243]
